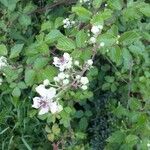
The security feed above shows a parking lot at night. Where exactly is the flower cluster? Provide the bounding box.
[63,18,75,29]
[32,53,93,115]
[90,25,105,47]
[0,56,7,70]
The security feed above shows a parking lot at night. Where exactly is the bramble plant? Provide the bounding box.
[0,0,150,149]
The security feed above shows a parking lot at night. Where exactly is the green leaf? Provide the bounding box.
[109,46,122,65]
[79,117,88,131]
[12,87,21,97]
[0,0,18,11]
[75,110,84,118]
[125,135,138,145]
[33,57,49,70]
[41,21,53,32]
[101,9,113,20]
[10,44,24,59]
[52,124,60,135]
[18,14,31,27]
[64,107,72,114]
[25,69,36,86]
[108,0,123,10]
[76,30,88,48]
[57,36,76,51]
[92,0,102,9]
[91,12,104,26]
[137,2,150,17]
[45,29,62,44]
[47,134,54,142]
[107,131,126,144]
[37,66,57,83]
[55,17,63,28]
[72,6,92,21]
[0,44,7,56]
[122,48,133,69]
[105,76,115,83]
[119,31,140,45]
[98,33,116,46]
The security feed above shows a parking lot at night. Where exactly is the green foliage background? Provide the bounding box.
[0,0,150,149]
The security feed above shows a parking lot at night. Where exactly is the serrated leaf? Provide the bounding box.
[119,31,140,45]
[52,124,60,135]
[0,44,7,56]
[92,0,102,9]
[37,66,57,83]
[109,46,122,65]
[18,14,31,27]
[47,134,54,142]
[57,37,76,51]
[122,48,133,69]
[108,0,123,10]
[91,12,104,25]
[79,117,88,131]
[10,44,24,58]
[76,30,87,48]
[45,29,62,44]
[0,0,18,11]
[72,6,92,21]
[12,87,21,97]
[25,69,36,86]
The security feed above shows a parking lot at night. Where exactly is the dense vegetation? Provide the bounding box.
[0,0,150,149]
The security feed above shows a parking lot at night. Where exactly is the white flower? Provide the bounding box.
[53,53,72,71]
[54,76,60,82]
[90,37,96,44]
[74,60,80,66]
[32,97,50,115]
[71,21,75,25]
[147,143,150,147]
[87,59,93,66]
[100,42,105,47]
[43,79,50,86]
[81,85,88,90]
[63,18,69,24]
[63,79,69,85]
[76,75,81,80]
[35,85,56,100]
[91,26,100,35]
[63,18,75,28]
[58,72,66,80]
[50,102,63,114]
[65,74,70,78]
[0,56,7,69]
[80,77,89,85]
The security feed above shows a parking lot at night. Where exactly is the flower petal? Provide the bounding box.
[39,106,49,115]
[46,87,56,99]
[32,97,41,108]
[35,84,47,97]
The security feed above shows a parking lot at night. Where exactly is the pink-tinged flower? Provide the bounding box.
[32,97,51,115]
[53,53,72,71]
[32,85,57,115]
